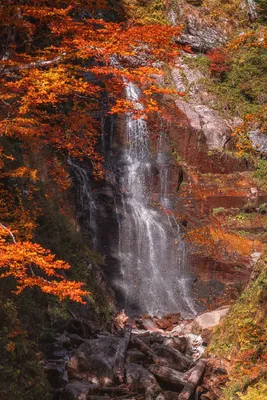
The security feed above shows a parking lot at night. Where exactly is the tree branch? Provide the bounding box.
[0,222,16,243]
[0,53,67,75]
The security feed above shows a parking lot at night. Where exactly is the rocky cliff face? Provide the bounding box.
[72,0,267,314]
[127,0,267,310]
[148,0,267,310]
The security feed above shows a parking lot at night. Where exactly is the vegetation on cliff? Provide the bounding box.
[208,249,267,399]
[122,0,168,24]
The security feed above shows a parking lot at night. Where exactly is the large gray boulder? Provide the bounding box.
[192,306,229,341]
[250,130,267,155]
[177,15,226,52]
[67,336,120,385]
[193,307,230,331]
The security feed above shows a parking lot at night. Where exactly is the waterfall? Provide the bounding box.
[67,158,98,248]
[113,81,196,317]
[67,67,196,317]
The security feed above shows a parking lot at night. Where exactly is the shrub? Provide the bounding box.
[207,48,232,76]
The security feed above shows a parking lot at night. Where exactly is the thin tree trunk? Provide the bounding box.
[114,324,132,383]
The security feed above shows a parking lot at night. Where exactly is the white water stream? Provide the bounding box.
[113,81,196,317]
[68,76,196,318]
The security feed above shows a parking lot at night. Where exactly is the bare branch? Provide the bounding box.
[0,53,67,75]
[0,222,16,243]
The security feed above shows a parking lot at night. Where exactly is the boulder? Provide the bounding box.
[192,307,229,341]
[49,344,69,360]
[65,319,98,338]
[151,343,192,371]
[67,336,120,385]
[69,334,85,346]
[56,332,71,348]
[177,15,226,52]
[126,363,161,399]
[148,332,165,345]
[62,381,91,400]
[135,332,164,346]
[170,322,194,337]
[193,307,229,331]
[250,130,267,155]
[45,361,68,388]
[155,313,181,330]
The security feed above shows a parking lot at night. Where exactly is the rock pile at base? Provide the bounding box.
[42,308,229,400]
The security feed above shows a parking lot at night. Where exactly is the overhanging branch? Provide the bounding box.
[0,222,16,243]
[0,53,67,75]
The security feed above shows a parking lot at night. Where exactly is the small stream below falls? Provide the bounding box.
[70,80,197,318]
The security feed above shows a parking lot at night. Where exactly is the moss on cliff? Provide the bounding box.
[208,249,267,399]
[254,159,267,190]
[122,0,168,24]
[202,0,249,26]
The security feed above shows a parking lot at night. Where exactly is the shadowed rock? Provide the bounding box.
[67,336,120,385]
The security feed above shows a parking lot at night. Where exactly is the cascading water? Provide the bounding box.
[67,158,98,248]
[112,81,196,317]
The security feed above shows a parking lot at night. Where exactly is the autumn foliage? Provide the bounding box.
[0,225,88,302]
[0,0,182,301]
[207,48,232,75]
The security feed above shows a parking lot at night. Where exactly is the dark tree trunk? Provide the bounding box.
[113,324,132,383]
[152,343,192,371]
[178,360,207,400]
[149,365,187,390]
[131,335,168,366]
